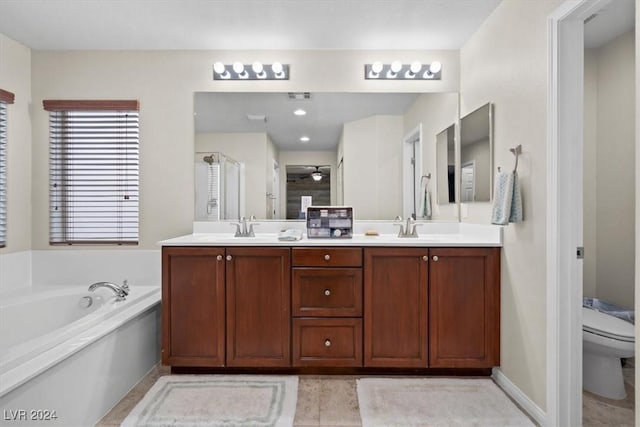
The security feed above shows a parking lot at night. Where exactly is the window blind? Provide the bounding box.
[45,100,139,245]
[0,89,15,248]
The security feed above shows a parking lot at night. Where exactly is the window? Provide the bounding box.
[44,100,139,245]
[0,89,15,248]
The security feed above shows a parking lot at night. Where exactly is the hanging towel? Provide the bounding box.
[491,171,523,225]
[419,184,432,219]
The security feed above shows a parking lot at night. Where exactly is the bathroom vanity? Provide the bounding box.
[160,223,502,374]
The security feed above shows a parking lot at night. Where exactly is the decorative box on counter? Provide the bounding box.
[306,206,353,238]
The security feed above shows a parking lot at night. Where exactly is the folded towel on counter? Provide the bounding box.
[278,229,303,241]
[491,171,523,225]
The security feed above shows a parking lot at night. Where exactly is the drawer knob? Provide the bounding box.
[422,255,428,261]
[324,339,331,347]
[324,289,331,296]
[217,255,223,261]
[432,255,439,261]
[324,254,331,261]
[226,255,233,261]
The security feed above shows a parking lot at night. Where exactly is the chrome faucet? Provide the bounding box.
[230,215,260,237]
[394,216,422,238]
[88,281,129,301]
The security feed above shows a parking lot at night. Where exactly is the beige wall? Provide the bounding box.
[195,132,269,219]
[342,115,403,219]
[28,48,459,249]
[584,48,598,299]
[584,31,636,307]
[460,0,564,409]
[0,34,31,254]
[595,31,636,307]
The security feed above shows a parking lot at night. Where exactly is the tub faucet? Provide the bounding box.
[88,281,128,301]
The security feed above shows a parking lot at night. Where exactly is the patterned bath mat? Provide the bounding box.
[121,375,298,427]
[356,378,534,426]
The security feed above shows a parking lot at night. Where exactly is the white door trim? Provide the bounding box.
[547,1,615,425]
[403,124,423,218]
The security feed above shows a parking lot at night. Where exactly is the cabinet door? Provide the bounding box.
[429,247,500,368]
[162,247,226,367]
[226,247,291,367]
[364,248,429,367]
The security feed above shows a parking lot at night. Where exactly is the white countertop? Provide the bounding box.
[159,221,502,247]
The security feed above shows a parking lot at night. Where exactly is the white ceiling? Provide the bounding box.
[195,92,421,151]
[0,0,502,50]
[584,0,635,49]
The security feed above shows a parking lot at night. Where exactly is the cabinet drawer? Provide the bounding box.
[292,247,362,267]
[292,268,362,317]
[292,318,362,367]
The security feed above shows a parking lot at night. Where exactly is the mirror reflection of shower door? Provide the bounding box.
[461,161,475,202]
[224,160,241,220]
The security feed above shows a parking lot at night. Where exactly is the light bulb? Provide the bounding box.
[429,61,442,74]
[272,62,284,77]
[252,61,264,74]
[410,61,422,74]
[232,62,245,74]
[390,61,402,73]
[371,62,383,73]
[213,62,226,74]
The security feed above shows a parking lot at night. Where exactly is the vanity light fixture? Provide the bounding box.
[364,61,442,80]
[213,61,290,80]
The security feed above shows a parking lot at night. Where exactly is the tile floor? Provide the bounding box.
[583,358,635,427]
[98,363,635,427]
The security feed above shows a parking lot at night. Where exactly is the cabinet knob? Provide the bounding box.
[324,254,331,261]
[226,255,233,261]
[432,255,439,261]
[422,255,428,261]
[324,289,331,296]
[324,339,331,347]
[216,255,223,261]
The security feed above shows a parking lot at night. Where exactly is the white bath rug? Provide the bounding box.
[121,375,298,427]
[356,378,534,427]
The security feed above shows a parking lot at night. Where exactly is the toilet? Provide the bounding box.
[582,306,635,399]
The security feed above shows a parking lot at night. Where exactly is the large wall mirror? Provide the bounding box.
[459,102,493,203]
[194,92,459,221]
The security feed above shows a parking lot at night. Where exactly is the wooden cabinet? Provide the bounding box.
[162,244,500,372]
[364,248,429,367]
[429,248,500,368]
[162,247,226,367]
[162,246,290,368]
[292,247,363,367]
[226,247,291,367]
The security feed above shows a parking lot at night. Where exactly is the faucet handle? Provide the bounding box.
[249,215,257,221]
[394,222,405,237]
[248,223,260,237]
[394,215,403,222]
[411,223,423,236]
[230,222,242,237]
[121,279,130,293]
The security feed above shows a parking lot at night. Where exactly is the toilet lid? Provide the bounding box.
[583,307,635,342]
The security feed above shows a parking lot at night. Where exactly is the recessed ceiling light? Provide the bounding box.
[300,136,310,143]
[294,108,307,116]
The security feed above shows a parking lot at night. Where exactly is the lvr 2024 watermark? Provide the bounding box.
[3,409,58,421]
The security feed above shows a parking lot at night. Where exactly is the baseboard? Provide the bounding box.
[492,367,546,426]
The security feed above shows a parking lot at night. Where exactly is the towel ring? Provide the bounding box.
[509,145,522,172]
[420,173,432,187]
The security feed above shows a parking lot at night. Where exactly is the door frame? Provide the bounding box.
[547,1,618,425]
[403,124,423,219]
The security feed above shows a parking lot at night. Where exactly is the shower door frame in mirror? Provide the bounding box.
[193,91,461,222]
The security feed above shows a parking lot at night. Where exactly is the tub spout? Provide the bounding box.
[88,281,128,301]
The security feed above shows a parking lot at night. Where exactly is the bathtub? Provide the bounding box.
[0,285,161,426]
